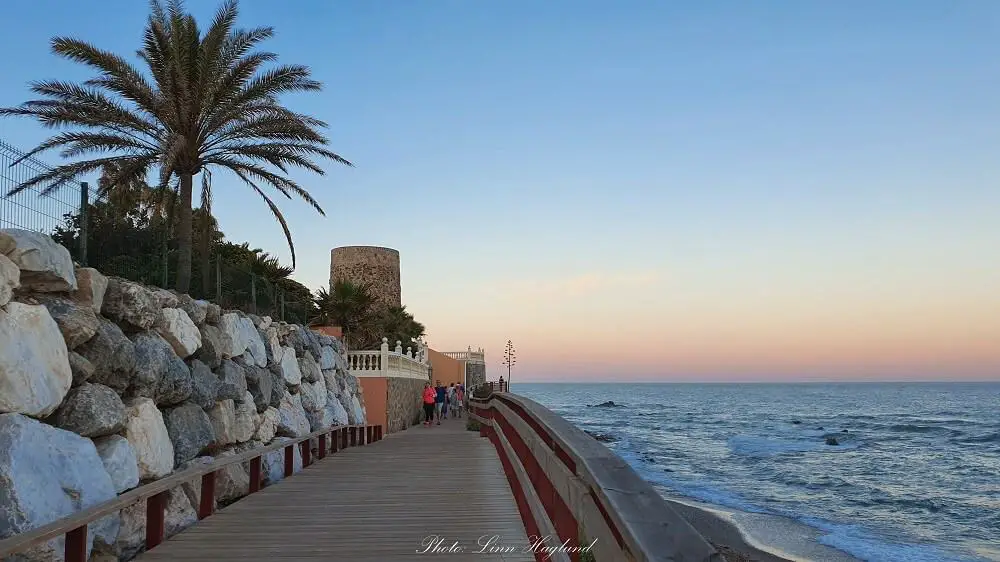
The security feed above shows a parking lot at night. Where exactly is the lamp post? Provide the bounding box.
[502,340,516,391]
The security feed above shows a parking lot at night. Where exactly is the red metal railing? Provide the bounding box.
[0,423,384,561]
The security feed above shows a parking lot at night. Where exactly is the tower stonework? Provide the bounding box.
[329,246,401,310]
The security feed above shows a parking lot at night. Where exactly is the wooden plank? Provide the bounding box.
[0,424,365,558]
[137,421,534,561]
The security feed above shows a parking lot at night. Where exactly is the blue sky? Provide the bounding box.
[1,1,998,380]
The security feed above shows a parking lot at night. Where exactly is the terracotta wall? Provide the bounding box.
[311,325,343,339]
[428,349,464,387]
[356,377,387,431]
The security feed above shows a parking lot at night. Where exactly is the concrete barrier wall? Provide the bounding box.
[470,392,723,562]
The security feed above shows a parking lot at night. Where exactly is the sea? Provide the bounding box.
[512,382,1000,562]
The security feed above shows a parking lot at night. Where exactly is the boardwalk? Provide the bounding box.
[137,419,534,561]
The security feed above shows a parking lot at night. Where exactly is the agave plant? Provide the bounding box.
[0,0,350,292]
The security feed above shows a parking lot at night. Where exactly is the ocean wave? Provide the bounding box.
[954,432,1000,444]
[802,518,990,562]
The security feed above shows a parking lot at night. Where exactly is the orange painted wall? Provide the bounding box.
[311,325,343,339]
[428,349,464,387]
[356,377,387,429]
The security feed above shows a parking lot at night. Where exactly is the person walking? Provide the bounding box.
[454,383,464,418]
[434,380,446,425]
[422,382,436,427]
[447,383,457,418]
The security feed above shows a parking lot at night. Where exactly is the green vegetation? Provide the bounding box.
[0,0,350,294]
[311,280,425,351]
[466,419,481,432]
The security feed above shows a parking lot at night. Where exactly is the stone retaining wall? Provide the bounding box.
[0,229,368,561]
[387,377,427,432]
[465,362,486,389]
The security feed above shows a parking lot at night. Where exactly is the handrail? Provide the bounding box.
[0,423,383,561]
[469,392,721,562]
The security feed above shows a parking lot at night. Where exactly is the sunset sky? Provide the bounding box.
[1,1,997,381]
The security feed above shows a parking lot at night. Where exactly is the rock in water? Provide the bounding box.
[123,397,175,479]
[163,402,216,465]
[587,401,620,408]
[0,302,72,417]
[825,437,840,446]
[0,413,119,560]
[0,229,77,291]
[51,383,126,437]
[93,434,140,493]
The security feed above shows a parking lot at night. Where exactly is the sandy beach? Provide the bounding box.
[665,498,861,562]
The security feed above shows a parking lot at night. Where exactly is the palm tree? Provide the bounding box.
[378,305,426,351]
[311,280,376,349]
[0,0,350,293]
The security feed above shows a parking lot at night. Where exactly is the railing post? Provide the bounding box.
[380,338,390,375]
[332,429,339,452]
[198,471,216,519]
[350,426,357,446]
[341,427,348,448]
[284,444,294,477]
[367,426,374,443]
[301,439,312,466]
[318,433,327,458]
[65,525,87,562]
[249,456,262,493]
[146,491,168,549]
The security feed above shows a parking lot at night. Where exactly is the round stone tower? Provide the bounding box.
[329,246,401,310]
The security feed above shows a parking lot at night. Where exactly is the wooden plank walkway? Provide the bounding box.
[137,418,534,561]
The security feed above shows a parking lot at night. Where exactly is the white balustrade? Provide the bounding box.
[347,337,430,380]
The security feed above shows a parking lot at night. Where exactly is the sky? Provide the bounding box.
[0,1,998,382]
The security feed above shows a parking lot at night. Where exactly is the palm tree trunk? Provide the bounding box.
[175,173,194,293]
[200,215,211,298]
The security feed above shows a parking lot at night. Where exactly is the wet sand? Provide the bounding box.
[665,498,860,562]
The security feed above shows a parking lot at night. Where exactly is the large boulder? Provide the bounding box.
[130,331,192,406]
[318,346,337,370]
[298,353,321,384]
[299,380,326,413]
[0,229,77,292]
[163,402,215,465]
[208,399,237,447]
[188,359,220,410]
[205,302,222,325]
[110,488,194,560]
[68,351,96,385]
[243,319,267,368]
[233,392,258,443]
[261,437,302,485]
[33,294,100,350]
[0,253,19,307]
[212,449,249,504]
[261,326,283,364]
[216,359,248,401]
[176,295,208,326]
[352,395,366,425]
[0,414,118,560]
[0,302,72,417]
[123,397,174,480]
[276,392,310,438]
[254,407,279,443]
[69,267,108,314]
[76,318,135,392]
[244,365,273,413]
[277,346,301,386]
[195,323,226,369]
[101,278,159,331]
[218,313,249,358]
[51,383,126,437]
[325,392,350,425]
[93,434,140,494]
[0,230,14,254]
[155,308,202,358]
[150,288,179,309]
[266,367,286,408]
